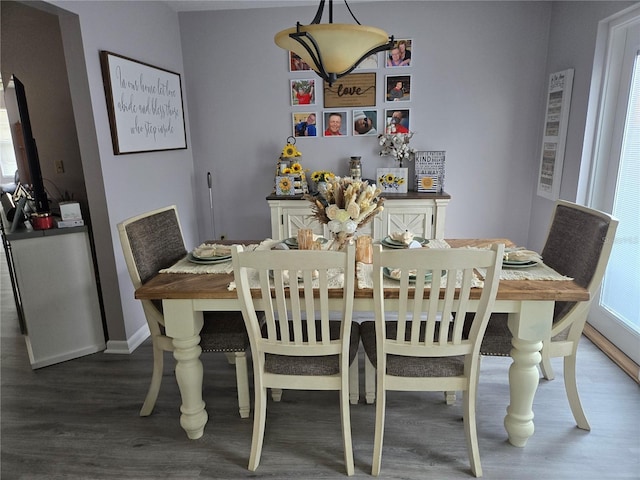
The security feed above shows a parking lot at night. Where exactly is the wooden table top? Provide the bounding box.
[135,239,590,303]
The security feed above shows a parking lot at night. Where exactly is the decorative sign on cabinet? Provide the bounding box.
[267,191,450,240]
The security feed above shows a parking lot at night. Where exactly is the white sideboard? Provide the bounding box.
[267,191,450,240]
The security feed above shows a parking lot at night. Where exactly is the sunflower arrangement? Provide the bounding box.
[310,170,335,183]
[306,177,384,250]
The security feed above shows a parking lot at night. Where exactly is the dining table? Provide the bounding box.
[134,238,589,446]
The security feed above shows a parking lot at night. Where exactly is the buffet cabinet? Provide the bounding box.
[267,192,450,240]
[1,209,105,369]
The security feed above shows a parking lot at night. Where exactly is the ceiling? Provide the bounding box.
[163,0,390,12]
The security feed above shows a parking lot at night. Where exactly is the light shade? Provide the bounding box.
[274,1,393,85]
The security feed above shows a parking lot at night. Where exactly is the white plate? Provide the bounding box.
[503,260,538,268]
[381,236,429,249]
[187,253,231,264]
[383,267,445,283]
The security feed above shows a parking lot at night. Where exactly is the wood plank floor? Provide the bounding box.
[1,253,639,479]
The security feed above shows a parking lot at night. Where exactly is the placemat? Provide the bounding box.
[159,243,259,275]
[356,262,484,290]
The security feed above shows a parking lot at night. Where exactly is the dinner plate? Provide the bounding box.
[383,267,445,283]
[284,236,328,248]
[191,251,231,261]
[502,260,538,268]
[381,236,429,249]
[187,252,231,264]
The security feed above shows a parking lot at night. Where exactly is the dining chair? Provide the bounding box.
[117,205,251,418]
[231,244,358,475]
[360,243,504,477]
[476,200,618,431]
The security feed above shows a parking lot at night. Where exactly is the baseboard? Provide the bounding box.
[104,323,150,354]
[584,322,640,384]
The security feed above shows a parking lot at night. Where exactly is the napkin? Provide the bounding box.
[390,230,415,245]
[504,249,542,263]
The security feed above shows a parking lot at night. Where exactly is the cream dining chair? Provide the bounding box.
[476,200,618,430]
[117,205,251,418]
[360,243,504,477]
[231,244,359,476]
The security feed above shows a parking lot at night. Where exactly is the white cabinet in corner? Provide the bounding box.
[267,192,450,240]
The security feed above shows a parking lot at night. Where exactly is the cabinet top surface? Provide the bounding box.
[266,191,451,201]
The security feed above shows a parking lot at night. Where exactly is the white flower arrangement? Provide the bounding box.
[378,131,416,165]
[306,177,385,249]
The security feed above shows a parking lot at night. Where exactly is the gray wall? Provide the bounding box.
[2,0,635,349]
[180,1,552,244]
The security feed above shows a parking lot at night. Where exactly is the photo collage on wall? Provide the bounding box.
[288,39,413,139]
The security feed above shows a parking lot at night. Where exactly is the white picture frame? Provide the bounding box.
[537,69,574,200]
[99,51,187,154]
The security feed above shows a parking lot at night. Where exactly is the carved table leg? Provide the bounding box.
[164,300,207,439]
[504,301,553,447]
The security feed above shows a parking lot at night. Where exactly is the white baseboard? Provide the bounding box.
[104,323,150,354]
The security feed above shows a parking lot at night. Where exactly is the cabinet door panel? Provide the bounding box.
[283,208,327,238]
[385,208,433,238]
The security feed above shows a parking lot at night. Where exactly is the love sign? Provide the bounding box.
[323,73,376,108]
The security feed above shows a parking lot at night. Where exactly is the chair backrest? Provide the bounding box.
[372,243,503,361]
[117,205,187,327]
[541,200,618,322]
[232,245,356,361]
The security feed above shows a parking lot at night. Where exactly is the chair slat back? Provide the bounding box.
[373,244,503,358]
[232,245,355,358]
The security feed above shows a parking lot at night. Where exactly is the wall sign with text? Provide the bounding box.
[323,73,376,108]
[99,51,187,155]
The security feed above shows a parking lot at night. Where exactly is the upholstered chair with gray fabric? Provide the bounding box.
[117,205,251,418]
[360,243,504,477]
[231,244,358,476]
[477,200,618,431]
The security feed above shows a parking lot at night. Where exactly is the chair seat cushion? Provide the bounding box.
[360,321,464,377]
[199,311,249,352]
[263,321,360,376]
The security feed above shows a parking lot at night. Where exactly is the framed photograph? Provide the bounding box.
[386,75,411,102]
[323,73,376,108]
[384,109,411,133]
[291,79,316,106]
[99,51,187,155]
[353,110,378,136]
[289,52,311,71]
[377,167,409,194]
[537,69,574,200]
[292,112,318,138]
[323,111,348,137]
[386,38,412,68]
[355,53,379,70]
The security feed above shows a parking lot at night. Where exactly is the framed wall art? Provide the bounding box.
[353,110,378,136]
[292,112,318,137]
[414,151,445,192]
[99,51,187,155]
[323,111,348,136]
[537,69,574,200]
[323,73,376,108]
[386,75,411,102]
[384,109,410,133]
[377,167,409,194]
[291,79,316,106]
[386,38,412,68]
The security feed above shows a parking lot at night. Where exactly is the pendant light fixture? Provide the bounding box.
[275,0,394,85]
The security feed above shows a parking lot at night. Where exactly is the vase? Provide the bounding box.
[330,231,354,251]
[317,181,328,198]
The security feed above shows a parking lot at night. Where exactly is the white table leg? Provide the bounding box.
[504,301,554,447]
[163,299,207,439]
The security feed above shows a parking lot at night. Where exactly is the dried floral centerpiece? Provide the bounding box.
[306,177,384,250]
[378,131,416,167]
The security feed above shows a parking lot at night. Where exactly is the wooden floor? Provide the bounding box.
[1,254,639,479]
